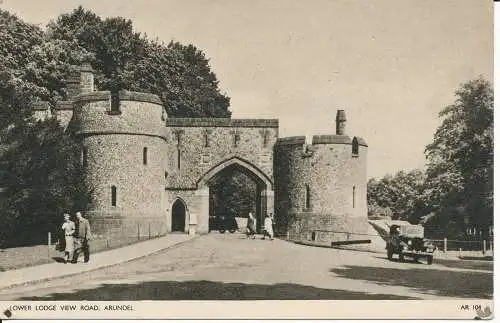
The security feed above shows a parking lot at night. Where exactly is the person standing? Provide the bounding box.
[246,212,256,239]
[61,213,75,263]
[73,211,92,263]
[262,214,274,240]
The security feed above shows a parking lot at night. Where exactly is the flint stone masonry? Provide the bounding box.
[274,134,369,238]
[165,119,278,189]
[38,64,369,242]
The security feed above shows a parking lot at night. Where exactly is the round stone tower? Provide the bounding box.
[274,110,369,243]
[70,70,168,238]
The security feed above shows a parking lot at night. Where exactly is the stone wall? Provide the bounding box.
[164,189,208,233]
[164,119,278,189]
[274,134,368,237]
[72,90,168,235]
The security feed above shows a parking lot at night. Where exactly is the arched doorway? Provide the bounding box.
[171,199,186,232]
[197,157,274,234]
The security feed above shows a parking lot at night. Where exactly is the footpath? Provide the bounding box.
[0,234,195,291]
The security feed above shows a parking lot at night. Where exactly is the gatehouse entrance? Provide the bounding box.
[198,157,274,234]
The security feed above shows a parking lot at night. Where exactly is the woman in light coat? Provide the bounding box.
[263,214,274,240]
[61,213,75,263]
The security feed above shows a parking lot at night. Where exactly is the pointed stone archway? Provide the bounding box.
[196,157,274,234]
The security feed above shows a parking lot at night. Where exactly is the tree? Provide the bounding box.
[367,169,426,222]
[47,6,231,117]
[0,10,92,247]
[210,172,256,217]
[424,77,493,236]
[0,119,92,247]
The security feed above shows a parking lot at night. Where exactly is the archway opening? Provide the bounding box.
[171,199,186,232]
[206,163,268,234]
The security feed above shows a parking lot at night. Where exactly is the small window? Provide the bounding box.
[177,148,181,169]
[263,130,269,148]
[81,147,88,167]
[233,133,240,147]
[111,185,117,206]
[352,186,356,208]
[305,185,311,210]
[352,137,359,156]
[110,91,120,114]
[143,147,148,165]
[204,132,210,147]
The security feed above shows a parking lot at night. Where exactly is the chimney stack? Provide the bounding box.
[80,63,94,93]
[336,110,347,135]
[65,63,94,100]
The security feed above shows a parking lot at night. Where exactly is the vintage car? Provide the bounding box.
[209,214,239,233]
[386,222,436,265]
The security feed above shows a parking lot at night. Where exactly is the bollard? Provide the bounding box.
[106,231,110,248]
[286,231,290,240]
[149,222,151,239]
[459,248,462,258]
[137,223,140,241]
[47,232,51,260]
[444,238,447,253]
[483,240,486,255]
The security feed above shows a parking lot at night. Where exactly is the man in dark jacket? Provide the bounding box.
[72,211,92,263]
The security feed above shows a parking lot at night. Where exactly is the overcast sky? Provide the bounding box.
[1,0,493,178]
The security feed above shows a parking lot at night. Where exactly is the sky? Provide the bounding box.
[0,0,493,179]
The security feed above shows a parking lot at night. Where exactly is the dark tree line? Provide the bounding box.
[368,78,493,239]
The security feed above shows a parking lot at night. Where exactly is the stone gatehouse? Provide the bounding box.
[36,64,369,239]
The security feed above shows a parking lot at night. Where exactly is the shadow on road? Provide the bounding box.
[18,280,419,300]
[373,255,493,271]
[434,258,493,271]
[330,266,492,299]
[52,257,66,263]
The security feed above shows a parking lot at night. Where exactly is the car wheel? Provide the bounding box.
[229,228,236,233]
[413,257,419,263]
[219,229,226,234]
[398,253,404,262]
[427,256,433,265]
[387,249,393,260]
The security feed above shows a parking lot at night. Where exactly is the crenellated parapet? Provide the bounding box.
[71,90,166,140]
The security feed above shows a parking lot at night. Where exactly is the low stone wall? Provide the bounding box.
[84,213,167,240]
[286,212,386,251]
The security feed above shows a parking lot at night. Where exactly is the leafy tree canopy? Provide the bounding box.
[46,6,231,117]
[368,78,493,239]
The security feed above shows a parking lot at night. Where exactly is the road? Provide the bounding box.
[0,233,493,300]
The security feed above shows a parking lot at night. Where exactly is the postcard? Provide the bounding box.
[0,0,493,320]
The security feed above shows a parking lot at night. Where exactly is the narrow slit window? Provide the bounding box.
[305,185,311,210]
[233,133,240,147]
[110,91,120,113]
[143,147,148,165]
[81,147,88,167]
[111,185,117,207]
[352,186,356,208]
[263,130,269,148]
[177,148,181,169]
[352,137,359,156]
[204,132,210,147]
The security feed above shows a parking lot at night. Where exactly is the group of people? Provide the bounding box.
[246,212,275,240]
[60,211,92,264]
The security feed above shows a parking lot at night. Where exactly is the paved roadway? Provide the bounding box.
[0,233,492,300]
